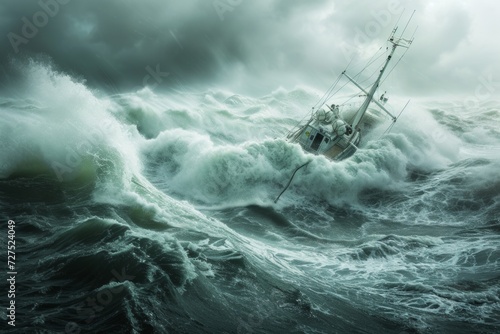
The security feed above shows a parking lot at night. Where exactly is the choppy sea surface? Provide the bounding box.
[1,61,499,333]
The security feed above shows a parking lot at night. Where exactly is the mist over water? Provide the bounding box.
[0,59,499,333]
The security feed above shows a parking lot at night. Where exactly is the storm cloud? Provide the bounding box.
[1,0,499,96]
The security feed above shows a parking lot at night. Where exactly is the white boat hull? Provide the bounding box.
[288,122,360,160]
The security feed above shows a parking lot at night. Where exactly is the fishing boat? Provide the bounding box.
[285,25,414,160]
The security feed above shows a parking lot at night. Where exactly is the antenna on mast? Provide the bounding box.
[394,8,405,29]
[409,25,419,43]
[400,10,416,38]
[387,10,416,48]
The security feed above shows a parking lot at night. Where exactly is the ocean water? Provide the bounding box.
[1,61,499,333]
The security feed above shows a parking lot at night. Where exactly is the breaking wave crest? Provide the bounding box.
[1,59,499,333]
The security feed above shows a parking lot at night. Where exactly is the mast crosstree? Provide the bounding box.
[345,27,413,130]
[284,15,415,165]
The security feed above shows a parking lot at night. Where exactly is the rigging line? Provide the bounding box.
[327,46,384,104]
[313,72,342,110]
[286,112,312,137]
[383,27,417,85]
[367,44,402,86]
[316,73,342,107]
[380,46,409,86]
[358,47,391,86]
[382,118,397,135]
[410,25,419,41]
[325,79,344,101]
[382,122,396,136]
[351,45,385,81]
[345,56,355,71]
[399,10,416,39]
[382,99,410,135]
[340,92,360,106]
[394,8,405,30]
[359,46,383,72]
[314,83,335,109]
[358,64,382,86]
[324,74,342,101]
[329,80,351,100]
[274,160,311,203]
[364,47,386,69]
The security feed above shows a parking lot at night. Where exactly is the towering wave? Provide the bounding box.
[1,59,499,333]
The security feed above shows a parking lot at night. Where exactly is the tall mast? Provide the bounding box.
[346,28,412,130]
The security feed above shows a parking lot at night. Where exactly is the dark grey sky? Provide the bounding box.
[1,0,499,97]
